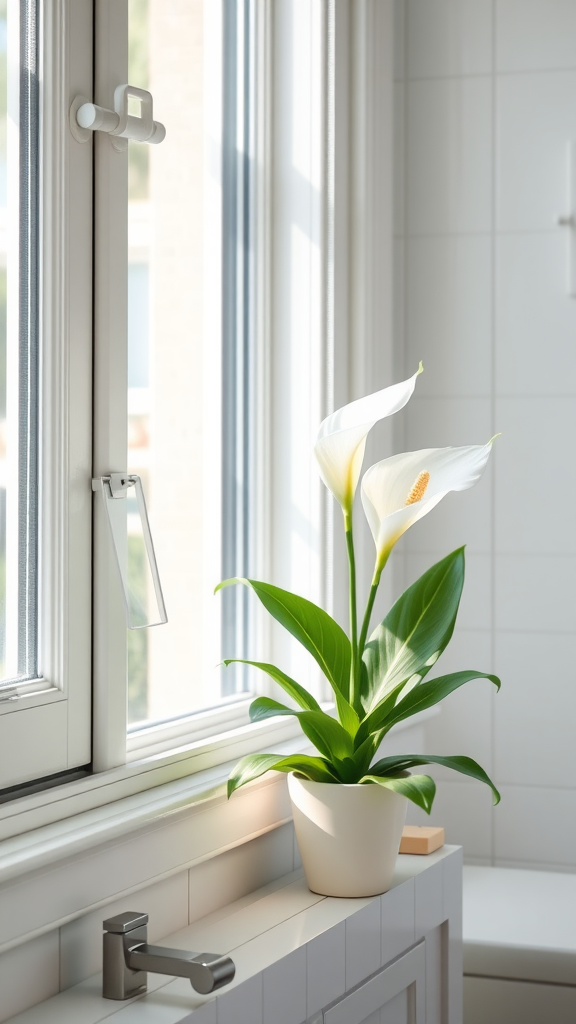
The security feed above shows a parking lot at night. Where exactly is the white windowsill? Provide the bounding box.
[0,708,437,953]
[0,708,306,842]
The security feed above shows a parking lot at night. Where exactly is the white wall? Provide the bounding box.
[394,0,576,872]
[0,823,298,1022]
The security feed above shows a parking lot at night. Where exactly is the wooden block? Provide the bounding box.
[399,826,445,855]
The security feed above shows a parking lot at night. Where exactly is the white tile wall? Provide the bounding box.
[406,236,492,398]
[497,71,576,231]
[495,398,576,554]
[496,0,576,72]
[495,786,576,868]
[406,76,492,235]
[494,555,576,633]
[495,233,576,396]
[395,0,576,871]
[393,85,405,237]
[0,824,298,1022]
[494,632,576,786]
[394,0,405,81]
[0,932,59,1024]
[403,397,493,447]
[407,0,493,79]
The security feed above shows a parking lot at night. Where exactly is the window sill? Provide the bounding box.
[0,709,436,953]
[0,709,307,843]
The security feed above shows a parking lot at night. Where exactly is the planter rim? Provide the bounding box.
[289,770,410,787]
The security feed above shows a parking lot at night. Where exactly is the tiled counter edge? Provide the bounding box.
[4,846,463,1024]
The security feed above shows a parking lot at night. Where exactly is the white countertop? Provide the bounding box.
[6,845,460,1024]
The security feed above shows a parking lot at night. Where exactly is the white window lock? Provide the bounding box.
[70,84,166,151]
[92,474,168,630]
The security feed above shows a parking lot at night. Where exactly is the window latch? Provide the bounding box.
[0,687,19,704]
[92,474,168,629]
[70,84,166,151]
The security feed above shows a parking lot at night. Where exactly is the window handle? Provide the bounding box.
[92,474,168,629]
[102,912,235,1000]
[70,84,166,151]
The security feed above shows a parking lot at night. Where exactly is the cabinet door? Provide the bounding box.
[318,942,425,1024]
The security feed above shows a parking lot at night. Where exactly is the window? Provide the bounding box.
[2,0,40,688]
[93,0,264,770]
[0,0,93,791]
[0,0,328,800]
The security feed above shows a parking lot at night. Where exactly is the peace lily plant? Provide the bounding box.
[217,366,501,817]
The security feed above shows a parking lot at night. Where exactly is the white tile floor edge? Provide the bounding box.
[3,846,462,1024]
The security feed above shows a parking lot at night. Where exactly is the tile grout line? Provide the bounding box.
[490,0,497,870]
[400,0,408,606]
[403,66,576,83]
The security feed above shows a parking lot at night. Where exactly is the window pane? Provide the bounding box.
[0,0,39,687]
[126,0,255,728]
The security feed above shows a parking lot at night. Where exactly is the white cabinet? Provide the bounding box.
[5,845,462,1024]
[310,942,426,1024]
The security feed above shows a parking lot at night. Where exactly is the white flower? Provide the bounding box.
[314,365,422,513]
[361,441,494,566]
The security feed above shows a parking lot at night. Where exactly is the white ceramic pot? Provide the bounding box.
[287,773,408,898]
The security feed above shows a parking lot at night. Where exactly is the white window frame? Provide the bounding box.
[0,0,330,821]
[0,0,93,791]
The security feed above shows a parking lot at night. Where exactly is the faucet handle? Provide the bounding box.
[102,910,235,1001]
[103,911,149,934]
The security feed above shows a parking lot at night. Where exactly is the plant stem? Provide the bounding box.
[358,552,389,663]
[344,511,358,706]
[358,575,380,662]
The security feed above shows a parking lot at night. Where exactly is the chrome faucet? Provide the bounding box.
[102,911,235,1000]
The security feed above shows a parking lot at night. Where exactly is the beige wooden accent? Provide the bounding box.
[400,825,445,855]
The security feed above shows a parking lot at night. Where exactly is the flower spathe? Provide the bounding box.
[361,441,494,569]
[313,364,423,514]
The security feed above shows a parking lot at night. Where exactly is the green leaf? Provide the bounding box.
[353,678,413,749]
[296,710,355,762]
[349,732,386,780]
[228,752,339,797]
[247,700,354,766]
[327,756,363,784]
[223,659,322,713]
[362,548,465,712]
[368,753,501,805]
[360,773,436,814]
[333,692,360,737]
[382,670,501,732]
[249,697,297,722]
[217,578,358,734]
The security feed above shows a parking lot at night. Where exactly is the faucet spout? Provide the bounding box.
[102,911,235,1000]
[126,942,235,994]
